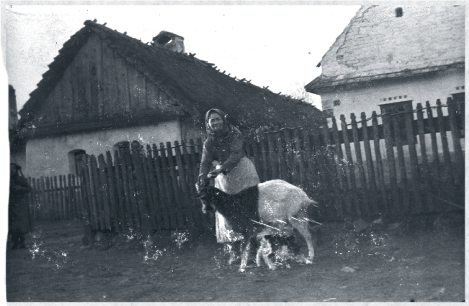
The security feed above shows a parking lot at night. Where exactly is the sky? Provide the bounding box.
[2,3,361,112]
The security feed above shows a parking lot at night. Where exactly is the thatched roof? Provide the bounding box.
[21,20,323,131]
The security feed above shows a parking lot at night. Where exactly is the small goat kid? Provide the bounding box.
[255,224,312,270]
[195,179,318,272]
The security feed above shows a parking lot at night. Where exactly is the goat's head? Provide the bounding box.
[194,176,219,213]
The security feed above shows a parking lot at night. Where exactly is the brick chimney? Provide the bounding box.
[152,31,185,53]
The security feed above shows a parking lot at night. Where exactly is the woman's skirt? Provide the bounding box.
[214,156,260,243]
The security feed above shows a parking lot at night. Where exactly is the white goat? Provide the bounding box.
[196,179,319,272]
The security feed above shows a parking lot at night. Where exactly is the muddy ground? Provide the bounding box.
[6,210,465,302]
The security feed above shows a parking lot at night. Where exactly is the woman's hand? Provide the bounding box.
[208,168,223,178]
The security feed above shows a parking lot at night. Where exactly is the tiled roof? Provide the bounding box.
[21,20,323,130]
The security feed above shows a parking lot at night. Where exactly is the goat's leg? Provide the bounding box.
[262,252,277,270]
[289,216,315,263]
[255,246,263,267]
[239,239,252,272]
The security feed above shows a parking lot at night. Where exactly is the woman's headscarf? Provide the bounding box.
[205,108,232,139]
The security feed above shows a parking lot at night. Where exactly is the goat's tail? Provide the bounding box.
[307,199,319,208]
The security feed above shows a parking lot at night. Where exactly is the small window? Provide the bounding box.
[380,101,413,146]
[395,7,403,17]
[68,149,86,175]
[333,100,341,107]
[114,141,130,156]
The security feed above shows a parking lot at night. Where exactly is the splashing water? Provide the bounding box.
[171,230,190,249]
[333,228,389,259]
[142,235,166,263]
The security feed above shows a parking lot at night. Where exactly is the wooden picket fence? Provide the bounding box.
[76,139,207,233]
[245,98,465,221]
[27,174,84,221]
[28,97,464,230]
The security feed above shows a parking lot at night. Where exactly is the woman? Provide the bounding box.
[199,109,260,264]
[9,163,33,250]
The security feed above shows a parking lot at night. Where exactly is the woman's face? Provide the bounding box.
[208,112,223,131]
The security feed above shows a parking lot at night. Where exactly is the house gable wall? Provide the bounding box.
[33,33,184,129]
[321,5,465,78]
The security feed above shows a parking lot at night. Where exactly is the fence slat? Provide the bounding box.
[258,134,269,182]
[266,133,277,180]
[392,111,410,214]
[301,129,316,199]
[340,115,360,219]
[121,151,140,231]
[361,112,379,216]
[292,129,305,188]
[329,117,346,219]
[145,144,163,231]
[447,97,464,185]
[282,129,294,184]
[351,113,370,218]
[320,117,340,219]
[404,104,423,214]
[67,174,73,219]
[105,151,120,232]
[436,99,454,187]
[416,103,434,212]
[160,143,177,228]
[59,175,65,220]
[53,176,59,220]
[182,140,200,227]
[114,151,132,231]
[371,112,388,215]
[79,161,95,229]
[425,101,442,211]
[382,112,399,216]
[166,141,184,228]
[29,178,37,220]
[130,147,151,233]
[153,144,171,230]
[175,141,193,227]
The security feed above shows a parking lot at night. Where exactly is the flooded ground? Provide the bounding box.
[6,210,464,302]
